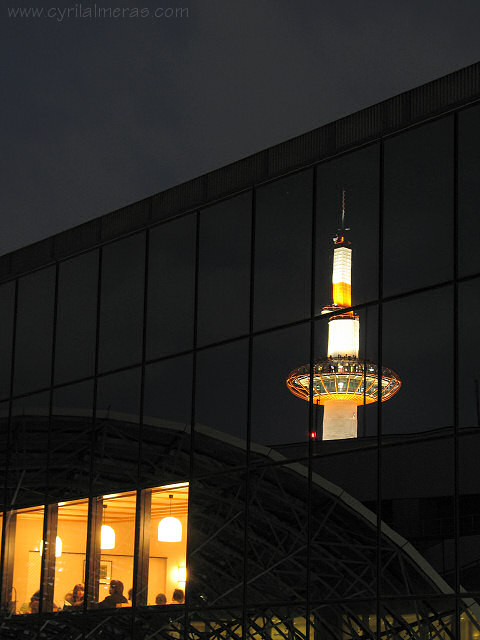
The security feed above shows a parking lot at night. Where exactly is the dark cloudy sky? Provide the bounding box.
[2,0,480,256]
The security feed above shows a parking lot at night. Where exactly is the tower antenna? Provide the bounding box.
[340,189,350,232]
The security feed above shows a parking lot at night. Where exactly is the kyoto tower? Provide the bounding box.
[286,192,401,440]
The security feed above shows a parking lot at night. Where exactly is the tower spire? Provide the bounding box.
[333,189,350,244]
[334,189,350,245]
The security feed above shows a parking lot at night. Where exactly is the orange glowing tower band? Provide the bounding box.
[286,191,401,440]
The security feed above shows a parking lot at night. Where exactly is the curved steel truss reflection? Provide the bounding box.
[1,411,479,639]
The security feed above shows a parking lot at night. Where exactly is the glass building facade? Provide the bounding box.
[0,63,480,638]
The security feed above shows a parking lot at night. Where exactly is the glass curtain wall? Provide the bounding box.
[0,102,479,639]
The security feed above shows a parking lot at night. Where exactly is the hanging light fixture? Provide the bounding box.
[101,504,115,550]
[158,494,182,542]
[40,536,62,558]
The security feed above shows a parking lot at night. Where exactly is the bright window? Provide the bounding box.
[147,483,188,606]
[11,506,44,614]
[53,499,89,611]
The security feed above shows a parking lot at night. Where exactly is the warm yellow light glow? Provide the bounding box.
[101,524,115,549]
[40,536,63,558]
[286,363,401,406]
[327,317,359,357]
[332,282,351,307]
[177,566,187,583]
[332,247,351,283]
[158,516,182,542]
[160,482,189,490]
[103,493,119,499]
[332,247,352,306]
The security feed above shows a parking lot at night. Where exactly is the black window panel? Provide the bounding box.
[134,609,186,639]
[310,601,376,637]
[98,233,145,373]
[33,616,85,637]
[254,170,313,331]
[381,286,453,435]
[194,340,248,474]
[251,324,310,452]
[55,251,99,385]
[316,144,380,313]
[147,216,196,359]
[50,380,94,501]
[459,104,480,278]
[311,438,378,516]
[188,471,246,607]
[93,368,142,494]
[13,267,55,395]
[383,117,454,296]
[8,392,50,508]
[0,400,8,505]
[84,610,133,638]
[458,277,480,592]
[459,430,480,591]
[0,282,15,401]
[310,473,379,602]
[187,611,246,640]
[141,355,192,487]
[381,436,455,596]
[197,193,251,346]
[0,618,42,636]
[459,277,480,431]
[379,598,456,638]
[246,607,310,639]
[246,463,307,605]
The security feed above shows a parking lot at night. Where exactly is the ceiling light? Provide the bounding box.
[158,494,182,542]
[101,505,115,550]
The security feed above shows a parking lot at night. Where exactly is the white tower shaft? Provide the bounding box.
[327,317,359,358]
[323,401,357,440]
[323,242,359,440]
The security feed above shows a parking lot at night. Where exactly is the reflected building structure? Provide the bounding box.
[0,63,479,638]
[287,192,401,440]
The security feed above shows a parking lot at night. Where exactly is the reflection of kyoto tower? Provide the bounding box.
[287,192,401,440]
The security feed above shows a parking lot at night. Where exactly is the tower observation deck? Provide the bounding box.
[286,192,401,440]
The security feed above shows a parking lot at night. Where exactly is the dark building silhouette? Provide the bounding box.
[0,62,480,638]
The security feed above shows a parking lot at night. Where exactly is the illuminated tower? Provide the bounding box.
[286,192,401,440]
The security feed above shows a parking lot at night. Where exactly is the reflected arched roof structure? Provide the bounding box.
[2,407,480,639]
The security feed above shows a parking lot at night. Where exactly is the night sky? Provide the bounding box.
[2,0,480,256]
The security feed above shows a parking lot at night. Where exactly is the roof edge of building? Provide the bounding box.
[1,61,479,282]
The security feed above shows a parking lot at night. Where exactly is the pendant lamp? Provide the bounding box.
[158,494,182,542]
[101,504,115,550]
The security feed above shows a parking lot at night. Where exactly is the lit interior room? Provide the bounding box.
[6,483,188,613]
